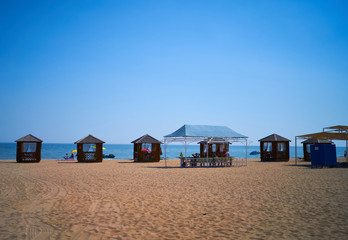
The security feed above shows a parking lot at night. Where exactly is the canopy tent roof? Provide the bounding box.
[74,134,105,144]
[296,132,348,141]
[301,138,332,144]
[164,125,247,139]
[258,134,291,142]
[15,134,43,142]
[131,134,162,144]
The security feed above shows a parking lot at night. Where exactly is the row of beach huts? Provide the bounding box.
[13,124,348,168]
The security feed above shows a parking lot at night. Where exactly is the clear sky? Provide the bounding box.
[1,0,347,146]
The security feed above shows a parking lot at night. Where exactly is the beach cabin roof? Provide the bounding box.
[15,134,43,142]
[131,134,162,144]
[74,134,105,144]
[301,138,331,144]
[258,134,291,142]
[164,125,247,138]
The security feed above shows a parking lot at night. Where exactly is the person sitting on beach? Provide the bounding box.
[64,153,69,160]
[70,153,74,159]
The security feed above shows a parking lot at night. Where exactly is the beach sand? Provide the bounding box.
[0,158,347,239]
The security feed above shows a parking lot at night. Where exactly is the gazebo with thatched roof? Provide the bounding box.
[132,134,162,162]
[15,134,43,163]
[259,134,291,162]
[74,134,105,162]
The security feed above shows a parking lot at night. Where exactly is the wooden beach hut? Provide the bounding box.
[259,134,290,162]
[302,138,331,161]
[74,134,105,163]
[132,134,162,162]
[15,134,43,163]
[198,138,230,157]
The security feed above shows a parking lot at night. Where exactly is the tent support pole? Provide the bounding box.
[246,139,248,166]
[295,137,297,165]
[164,138,167,168]
[185,137,187,163]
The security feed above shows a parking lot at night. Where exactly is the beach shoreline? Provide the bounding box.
[1,158,347,239]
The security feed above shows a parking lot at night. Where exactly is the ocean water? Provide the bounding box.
[0,143,347,160]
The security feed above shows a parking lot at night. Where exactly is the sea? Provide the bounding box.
[0,143,347,160]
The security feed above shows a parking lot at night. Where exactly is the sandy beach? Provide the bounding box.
[0,158,347,239]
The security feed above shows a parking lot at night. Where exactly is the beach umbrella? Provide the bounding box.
[70,149,77,153]
[142,148,151,152]
[92,146,106,150]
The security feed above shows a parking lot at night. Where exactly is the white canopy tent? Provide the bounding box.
[163,125,248,167]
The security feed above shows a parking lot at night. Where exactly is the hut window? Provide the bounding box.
[204,144,207,153]
[212,144,216,152]
[83,144,96,152]
[143,143,152,152]
[219,144,224,152]
[263,142,272,152]
[23,143,36,152]
[277,143,286,152]
[306,144,311,153]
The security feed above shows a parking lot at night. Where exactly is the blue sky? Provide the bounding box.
[1,0,347,145]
